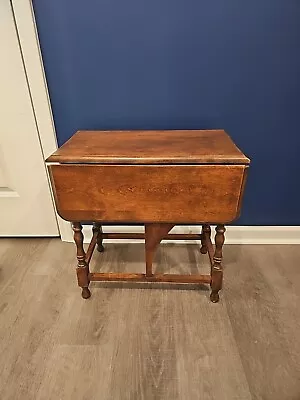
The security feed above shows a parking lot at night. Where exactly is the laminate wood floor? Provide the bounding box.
[0,238,299,400]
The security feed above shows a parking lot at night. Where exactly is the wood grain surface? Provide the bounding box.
[0,239,299,400]
[48,164,247,223]
[46,130,250,165]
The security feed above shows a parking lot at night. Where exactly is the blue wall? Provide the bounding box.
[33,0,300,225]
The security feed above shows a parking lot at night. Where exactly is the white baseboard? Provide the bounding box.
[61,224,300,245]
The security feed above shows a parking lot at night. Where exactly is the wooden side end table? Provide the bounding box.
[47,130,250,302]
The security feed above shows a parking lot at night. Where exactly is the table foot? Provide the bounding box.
[81,287,91,299]
[210,290,220,303]
[97,244,105,253]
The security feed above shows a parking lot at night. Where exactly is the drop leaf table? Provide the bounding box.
[46,130,250,302]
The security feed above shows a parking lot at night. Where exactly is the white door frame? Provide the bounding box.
[11,0,71,240]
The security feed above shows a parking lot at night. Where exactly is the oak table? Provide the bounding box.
[47,130,250,302]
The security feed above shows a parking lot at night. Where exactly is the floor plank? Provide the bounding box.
[0,238,299,399]
[225,245,300,400]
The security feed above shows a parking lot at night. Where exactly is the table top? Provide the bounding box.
[47,130,250,165]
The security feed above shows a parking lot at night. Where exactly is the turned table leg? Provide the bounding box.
[200,224,211,254]
[72,222,91,299]
[210,224,226,303]
[93,222,104,252]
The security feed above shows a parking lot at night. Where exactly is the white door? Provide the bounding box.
[0,0,59,236]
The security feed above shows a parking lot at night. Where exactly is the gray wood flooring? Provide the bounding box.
[0,238,299,399]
